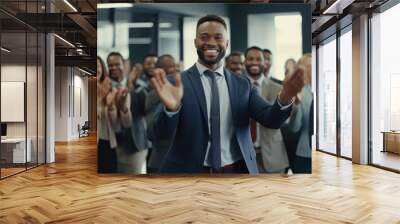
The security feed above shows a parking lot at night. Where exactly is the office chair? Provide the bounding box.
[79,121,90,138]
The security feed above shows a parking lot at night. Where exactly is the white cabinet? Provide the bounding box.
[1,138,32,163]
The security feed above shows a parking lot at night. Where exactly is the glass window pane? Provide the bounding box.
[1,28,28,177]
[38,33,45,165]
[317,37,337,154]
[158,13,180,66]
[1,0,46,179]
[339,29,352,158]
[27,31,38,169]
[371,4,400,171]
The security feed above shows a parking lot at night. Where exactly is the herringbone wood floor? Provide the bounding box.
[1,134,400,224]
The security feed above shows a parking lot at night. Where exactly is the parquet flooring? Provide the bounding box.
[0,134,399,223]
[1,167,26,178]
[372,151,400,171]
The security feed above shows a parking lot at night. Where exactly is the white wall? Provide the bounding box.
[97,10,130,61]
[54,67,89,141]
[55,66,68,141]
[72,73,89,138]
[1,65,26,81]
[248,13,303,80]
[248,14,276,72]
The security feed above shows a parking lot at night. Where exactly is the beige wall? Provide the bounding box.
[1,63,45,164]
[1,65,40,139]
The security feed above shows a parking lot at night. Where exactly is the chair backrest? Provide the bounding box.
[82,121,90,129]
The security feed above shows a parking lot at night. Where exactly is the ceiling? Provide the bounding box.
[0,0,97,73]
[308,0,390,44]
[1,0,395,72]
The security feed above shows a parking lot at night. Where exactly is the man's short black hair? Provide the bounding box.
[197,14,227,31]
[143,53,158,62]
[225,51,243,63]
[263,49,272,55]
[244,46,264,58]
[156,54,175,67]
[107,52,124,62]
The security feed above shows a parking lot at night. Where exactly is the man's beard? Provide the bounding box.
[109,71,121,82]
[197,47,226,66]
[245,64,264,78]
[144,70,152,79]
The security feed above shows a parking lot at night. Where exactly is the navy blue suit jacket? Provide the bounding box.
[151,64,292,174]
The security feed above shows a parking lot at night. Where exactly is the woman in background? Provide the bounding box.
[97,56,118,173]
[284,58,297,77]
[284,54,313,173]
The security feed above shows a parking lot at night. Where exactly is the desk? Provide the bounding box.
[382,131,400,154]
[1,138,32,163]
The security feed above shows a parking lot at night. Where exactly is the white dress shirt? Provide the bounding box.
[165,63,293,167]
[195,62,242,166]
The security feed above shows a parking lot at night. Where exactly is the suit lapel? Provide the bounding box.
[187,65,208,125]
[224,68,237,122]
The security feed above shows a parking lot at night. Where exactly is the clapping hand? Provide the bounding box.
[106,88,117,108]
[128,63,142,91]
[115,88,129,113]
[97,76,111,101]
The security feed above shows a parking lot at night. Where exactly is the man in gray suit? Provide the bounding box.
[108,55,149,174]
[263,49,273,78]
[128,74,150,173]
[244,47,289,173]
[147,54,177,172]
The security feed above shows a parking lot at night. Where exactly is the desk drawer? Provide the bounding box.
[0,140,32,164]
[384,133,400,154]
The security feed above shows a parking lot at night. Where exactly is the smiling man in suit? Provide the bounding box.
[149,15,304,174]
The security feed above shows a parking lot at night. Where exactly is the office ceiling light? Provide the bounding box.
[75,42,86,48]
[97,3,134,9]
[78,67,92,76]
[323,0,353,15]
[76,48,86,55]
[159,22,172,29]
[128,22,154,28]
[1,47,11,53]
[54,34,75,48]
[63,0,78,12]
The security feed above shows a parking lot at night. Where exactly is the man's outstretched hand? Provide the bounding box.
[279,66,305,105]
[150,68,183,112]
[127,63,142,91]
